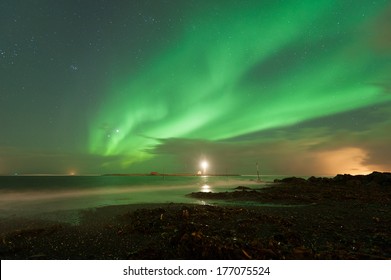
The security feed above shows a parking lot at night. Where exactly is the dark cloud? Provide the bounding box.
[2,111,390,176]
[147,105,391,176]
[150,137,330,175]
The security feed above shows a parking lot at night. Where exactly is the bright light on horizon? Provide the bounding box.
[201,160,208,175]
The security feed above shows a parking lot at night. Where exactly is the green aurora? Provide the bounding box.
[1,0,391,175]
[89,0,391,170]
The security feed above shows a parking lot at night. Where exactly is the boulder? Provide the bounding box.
[235,186,251,191]
[279,177,307,185]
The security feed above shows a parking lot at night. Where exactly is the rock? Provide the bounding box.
[366,171,391,186]
[182,209,189,219]
[333,172,391,187]
[235,186,251,191]
[292,246,312,259]
[346,179,362,187]
[307,176,332,185]
[278,177,307,185]
[333,174,355,184]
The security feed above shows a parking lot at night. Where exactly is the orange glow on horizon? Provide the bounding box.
[315,147,379,175]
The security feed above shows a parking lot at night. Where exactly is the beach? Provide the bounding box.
[0,172,390,260]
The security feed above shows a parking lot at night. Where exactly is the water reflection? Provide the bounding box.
[200,184,212,193]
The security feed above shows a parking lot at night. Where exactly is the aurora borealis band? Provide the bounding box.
[1,0,391,175]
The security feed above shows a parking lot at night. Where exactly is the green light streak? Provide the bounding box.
[89,0,391,165]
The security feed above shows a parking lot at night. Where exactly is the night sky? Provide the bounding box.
[1,0,390,176]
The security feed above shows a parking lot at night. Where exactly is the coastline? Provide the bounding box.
[102,173,241,177]
[0,172,390,260]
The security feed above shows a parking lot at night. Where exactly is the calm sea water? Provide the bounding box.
[0,175,284,221]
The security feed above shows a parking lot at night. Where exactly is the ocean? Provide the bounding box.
[0,175,283,222]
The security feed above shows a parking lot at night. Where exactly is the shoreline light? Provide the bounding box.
[201,160,208,175]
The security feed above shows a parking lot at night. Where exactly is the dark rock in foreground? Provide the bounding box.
[1,201,389,260]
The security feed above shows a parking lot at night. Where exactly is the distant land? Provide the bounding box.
[102,172,241,177]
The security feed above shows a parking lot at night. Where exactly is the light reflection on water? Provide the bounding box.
[200,184,212,193]
[0,175,273,221]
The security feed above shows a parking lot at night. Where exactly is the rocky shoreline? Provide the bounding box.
[0,172,390,260]
[189,171,391,204]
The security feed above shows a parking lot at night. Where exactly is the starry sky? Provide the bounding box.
[1,0,390,176]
